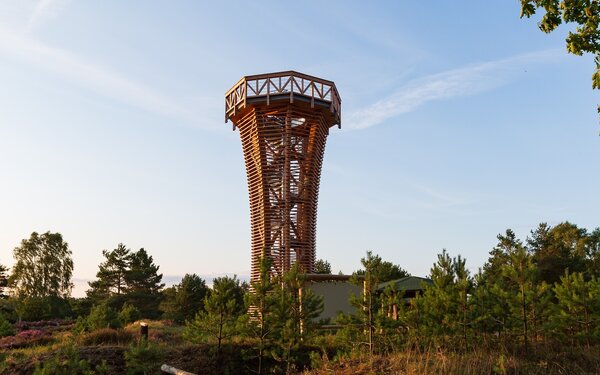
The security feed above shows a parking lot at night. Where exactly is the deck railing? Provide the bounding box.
[225,71,341,126]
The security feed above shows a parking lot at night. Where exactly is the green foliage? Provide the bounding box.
[355,252,410,283]
[551,271,600,345]
[9,231,73,299]
[585,228,600,277]
[14,296,72,321]
[500,239,540,348]
[87,245,164,318]
[87,243,131,300]
[69,297,94,319]
[86,303,121,330]
[0,263,8,299]
[124,340,162,375]
[528,222,588,284]
[475,229,552,348]
[125,248,164,319]
[160,273,209,323]
[80,328,133,346]
[32,343,111,375]
[270,264,324,371]
[519,0,600,116]
[0,312,15,337]
[119,302,141,325]
[184,275,245,355]
[412,250,474,349]
[351,251,380,354]
[245,256,278,374]
[314,259,332,274]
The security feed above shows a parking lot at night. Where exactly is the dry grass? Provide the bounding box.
[305,345,600,375]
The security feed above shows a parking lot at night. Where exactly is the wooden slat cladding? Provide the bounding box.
[226,72,340,284]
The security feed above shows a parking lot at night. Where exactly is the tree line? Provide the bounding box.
[346,221,600,356]
[1,221,599,364]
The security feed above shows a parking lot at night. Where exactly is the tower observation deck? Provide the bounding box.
[225,71,341,282]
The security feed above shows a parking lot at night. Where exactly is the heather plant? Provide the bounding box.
[0,329,51,349]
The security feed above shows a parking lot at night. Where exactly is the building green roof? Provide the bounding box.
[376,276,432,292]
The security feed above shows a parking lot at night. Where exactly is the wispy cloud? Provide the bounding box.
[345,50,563,130]
[0,25,197,122]
[27,0,70,33]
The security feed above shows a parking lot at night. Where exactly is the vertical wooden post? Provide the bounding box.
[299,284,304,339]
[140,322,148,342]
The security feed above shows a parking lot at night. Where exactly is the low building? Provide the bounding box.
[376,276,432,320]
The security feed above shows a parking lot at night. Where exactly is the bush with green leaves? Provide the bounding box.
[86,303,121,330]
[160,273,210,323]
[184,275,246,356]
[119,302,141,325]
[0,313,15,338]
[32,343,111,375]
[80,328,133,346]
[124,340,162,375]
[551,271,600,346]
[14,296,72,321]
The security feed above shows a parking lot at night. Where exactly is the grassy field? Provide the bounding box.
[2,319,600,374]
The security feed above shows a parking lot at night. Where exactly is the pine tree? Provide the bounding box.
[246,256,278,375]
[351,251,381,355]
[477,230,526,341]
[417,250,473,349]
[314,259,332,274]
[481,229,552,350]
[271,264,323,372]
[87,243,132,304]
[528,222,588,284]
[420,250,456,343]
[454,255,473,351]
[184,276,245,357]
[125,248,165,319]
[501,241,538,350]
[160,274,210,323]
[552,271,600,347]
[585,228,600,277]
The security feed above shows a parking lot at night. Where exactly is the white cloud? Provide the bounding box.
[27,0,70,32]
[345,49,563,130]
[0,25,197,122]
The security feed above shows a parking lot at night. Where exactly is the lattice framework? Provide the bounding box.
[225,71,341,282]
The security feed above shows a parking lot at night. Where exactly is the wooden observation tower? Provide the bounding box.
[225,71,341,283]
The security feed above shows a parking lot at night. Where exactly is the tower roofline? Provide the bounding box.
[225,71,341,128]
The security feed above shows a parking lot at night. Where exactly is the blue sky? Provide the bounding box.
[0,1,598,297]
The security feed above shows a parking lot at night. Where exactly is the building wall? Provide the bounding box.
[307,280,363,322]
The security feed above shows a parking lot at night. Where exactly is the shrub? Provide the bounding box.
[0,299,17,322]
[0,313,15,337]
[69,297,94,318]
[87,303,121,330]
[124,340,162,375]
[72,315,88,334]
[119,302,140,325]
[32,343,112,374]
[80,328,133,346]
[14,296,72,321]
